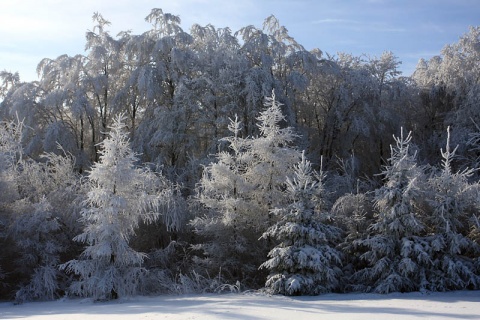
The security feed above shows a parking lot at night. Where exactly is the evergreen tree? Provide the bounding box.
[332,191,374,284]
[260,152,343,295]
[192,92,301,286]
[61,114,179,300]
[352,129,431,293]
[191,115,255,282]
[244,91,301,230]
[424,127,480,290]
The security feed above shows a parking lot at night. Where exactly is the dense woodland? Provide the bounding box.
[0,9,479,301]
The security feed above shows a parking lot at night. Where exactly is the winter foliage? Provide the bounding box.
[0,8,480,301]
[12,197,63,302]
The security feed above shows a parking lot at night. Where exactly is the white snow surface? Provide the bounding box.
[1,291,479,320]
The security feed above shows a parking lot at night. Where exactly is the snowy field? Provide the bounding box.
[1,291,479,320]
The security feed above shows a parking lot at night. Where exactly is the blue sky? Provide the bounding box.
[1,0,478,81]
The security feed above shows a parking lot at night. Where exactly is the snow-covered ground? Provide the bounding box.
[1,291,479,320]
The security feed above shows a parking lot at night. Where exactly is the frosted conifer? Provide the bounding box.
[352,129,430,293]
[61,114,178,300]
[191,115,256,281]
[424,127,480,291]
[260,153,343,295]
[192,91,302,285]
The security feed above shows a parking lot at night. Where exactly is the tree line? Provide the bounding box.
[0,9,479,301]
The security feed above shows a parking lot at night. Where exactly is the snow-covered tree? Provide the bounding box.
[332,191,374,281]
[245,91,301,228]
[10,151,80,302]
[184,23,242,155]
[260,152,343,295]
[412,27,480,168]
[11,197,64,302]
[132,8,195,169]
[302,54,379,175]
[192,92,301,286]
[0,118,24,297]
[0,118,81,302]
[235,24,275,136]
[191,115,254,281]
[83,13,125,144]
[423,127,480,291]
[0,118,23,175]
[61,114,181,300]
[352,129,431,293]
[470,214,480,248]
[36,53,93,169]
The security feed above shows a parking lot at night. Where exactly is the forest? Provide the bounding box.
[0,8,479,302]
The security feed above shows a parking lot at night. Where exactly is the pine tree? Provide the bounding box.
[191,115,255,281]
[61,114,179,300]
[260,152,343,295]
[352,129,431,293]
[332,191,374,285]
[424,127,480,290]
[242,91,301,232]
[192,91,302,286]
